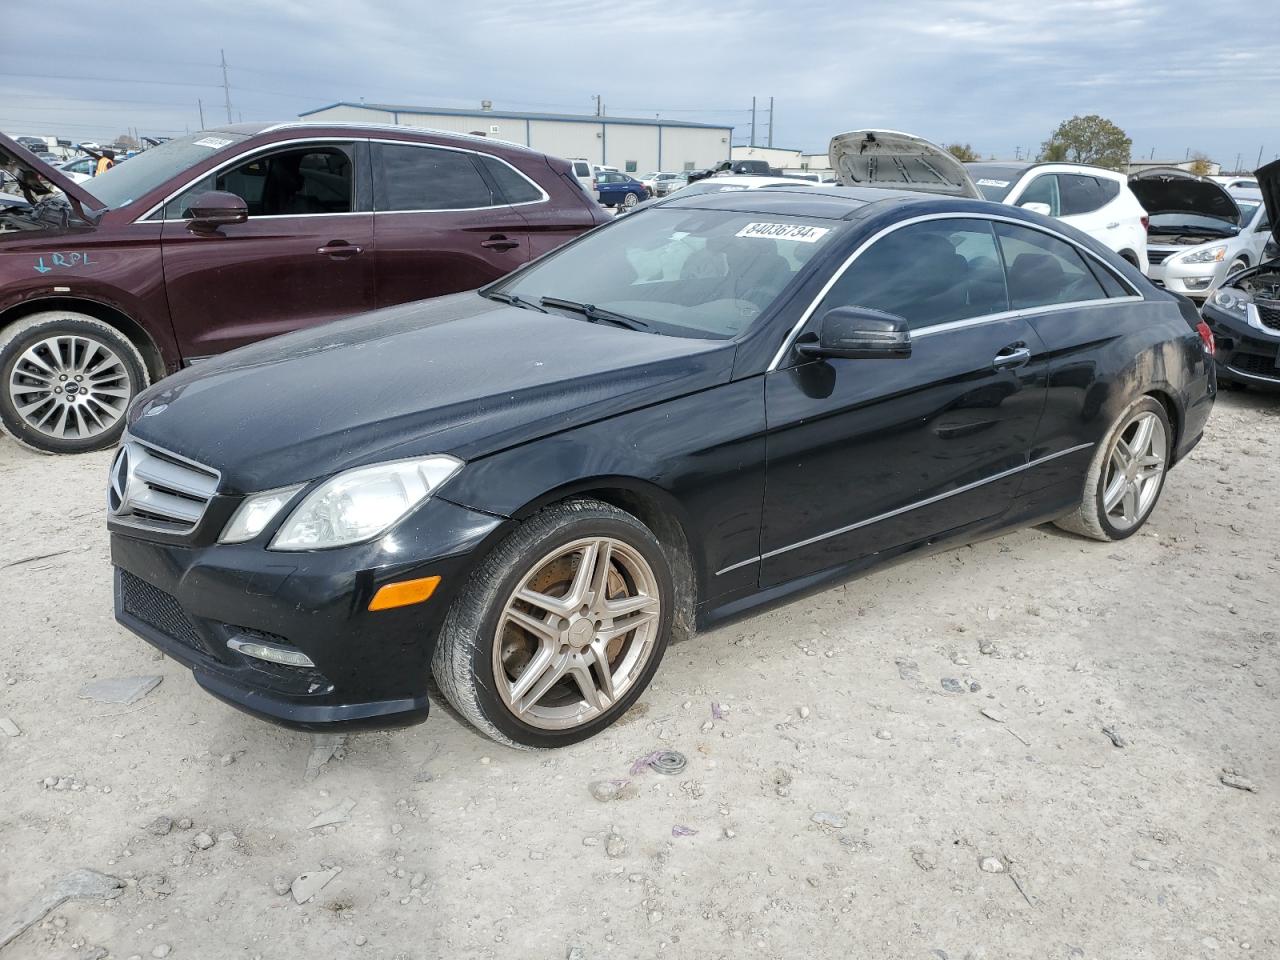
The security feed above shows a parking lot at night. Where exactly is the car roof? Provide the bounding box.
[195,121,549,156]
[967,160,1127,180]
[657,184,930,220]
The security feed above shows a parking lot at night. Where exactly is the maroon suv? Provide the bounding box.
[0,124,607,453]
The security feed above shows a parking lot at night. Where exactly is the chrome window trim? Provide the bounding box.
[713,442,1094,576]
[136,136,547,224]
[767,211,1144,371]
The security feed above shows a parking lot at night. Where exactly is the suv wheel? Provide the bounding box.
[432,499,673,747]
[1054,396,1171,541]
[0,311,149,454]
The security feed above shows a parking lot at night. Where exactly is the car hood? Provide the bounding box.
[1255,158,1280,246]
[126,293,736,493]
[1128,167,1241,226]
[828,130,981,198]
[0,132,104,221]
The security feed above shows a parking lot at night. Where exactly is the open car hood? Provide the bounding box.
[1128,167,1241,226]
[0,132,105,221]
[1255,158,1280,246]
[828,130,981,198]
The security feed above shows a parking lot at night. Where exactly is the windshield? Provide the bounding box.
[493,208,839,339]
[1149,212,1241,235]
[966,165,1023,202]
[86,131,250,210]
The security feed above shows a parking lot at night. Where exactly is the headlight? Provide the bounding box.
[270,456,462,550]
[219,485,305,543]
[1210,288,1251,314]
[1180,245,1227,264]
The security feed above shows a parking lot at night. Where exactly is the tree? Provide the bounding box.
[114,133,140,150]
[944,143,980,162]
[1038,115,1131,170]
[1188,151,1213,176]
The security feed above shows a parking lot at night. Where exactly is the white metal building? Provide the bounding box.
[299,102,733,174]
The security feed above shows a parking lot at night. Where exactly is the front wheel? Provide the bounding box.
[0,311,149,454]
[432,499,673,747]
[1054,396,1172,541]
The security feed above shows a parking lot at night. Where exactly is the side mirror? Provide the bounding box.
[1020,201,1053,217]
[1265,238,1279,261]
[187,190,248,231]
[796,306,912,361]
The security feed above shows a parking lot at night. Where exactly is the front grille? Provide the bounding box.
[1256,302,1280,332]
[118,569,204,652]
[1148,248,1181,266]
[1228,353,1280,380]
[109,440,220,534]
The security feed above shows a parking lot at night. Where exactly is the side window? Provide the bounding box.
[817,219,1009,329]
[478,154,542,204]
[995,222,1108,309]
[1018,175,1060,216]
[573,161,590,178]
[162,145,353,219]
[375,144,494,211]
[1058,174,1111,215]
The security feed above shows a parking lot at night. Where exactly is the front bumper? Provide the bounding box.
[110,496,506,731]
[1148,249,1230,301]
[1201,301,1280,388]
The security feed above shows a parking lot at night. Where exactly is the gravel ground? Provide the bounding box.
[0,390,1277,960]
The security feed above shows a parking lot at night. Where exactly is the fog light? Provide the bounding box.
[1184,277,1213,290]
[368,575,441,611]
[227,636,316,668]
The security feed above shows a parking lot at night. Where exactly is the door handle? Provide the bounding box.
[481,234,520,251]
[992,343,1032,370]
[317,242,362,259]
[1106,222,1120,229]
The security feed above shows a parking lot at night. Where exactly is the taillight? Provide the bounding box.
[591,179,598,190]
[1196,319,1215,356]
[1141,215,1149,232]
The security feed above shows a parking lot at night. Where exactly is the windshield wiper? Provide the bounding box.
[539,296,652,332]
[483,290,547,313]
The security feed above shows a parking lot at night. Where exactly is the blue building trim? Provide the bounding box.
[299,101,730,131]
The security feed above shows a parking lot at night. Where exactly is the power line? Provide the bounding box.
[0,70,220,89]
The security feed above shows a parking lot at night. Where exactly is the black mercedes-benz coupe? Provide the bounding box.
[107,184,1216,747]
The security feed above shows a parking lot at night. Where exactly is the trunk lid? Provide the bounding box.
[0,132,105,222]
[1128,167,1242,227]
[1255,157,1280,246]
[828,130,981,198]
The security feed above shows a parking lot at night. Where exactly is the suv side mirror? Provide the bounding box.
[1020,201,1053,217]
[187,190,248,231]
[796,306,912,361]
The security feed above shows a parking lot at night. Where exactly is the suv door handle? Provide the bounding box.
[481,235,520,251]
[1106,221,1120,229]
[993,343,1032,370]
[317,242,362,259]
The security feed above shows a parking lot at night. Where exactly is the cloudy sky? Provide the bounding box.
[4,0,1277,169]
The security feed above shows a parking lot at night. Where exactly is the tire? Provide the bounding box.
[0,311,149,454]
[1227,257,1248,277]
[1054,396,1172,542]
[431,498,674,748]
[621,192,639,209]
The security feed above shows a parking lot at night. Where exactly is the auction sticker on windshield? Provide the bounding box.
[735,222,831,243]
[193,136,234,149]
[976,178,1010,188]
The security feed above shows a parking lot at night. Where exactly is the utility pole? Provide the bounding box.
[1258,145,1265,169]
[767,96,774,148]
[197,99,205,130]
[592,94,601,117]
[1235,152,1242,173]
[220,49,233,123]
[750,96,756,148]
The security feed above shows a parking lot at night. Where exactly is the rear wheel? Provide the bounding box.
[621,192,640,209]
[0,311,148,454]
[431,499,673,747]
[1054,396,1171,541]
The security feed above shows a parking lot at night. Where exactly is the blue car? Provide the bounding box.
[595,171,649,209]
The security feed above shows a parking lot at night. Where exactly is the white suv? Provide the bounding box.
[966,162,1150,273]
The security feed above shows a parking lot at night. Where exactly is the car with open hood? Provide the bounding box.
[1199,159,1280,389]
[0,126,606,455]
[1129,168,1270,302]
[107,183,1214,747]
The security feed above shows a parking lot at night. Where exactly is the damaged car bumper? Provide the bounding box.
[110,496,504,731]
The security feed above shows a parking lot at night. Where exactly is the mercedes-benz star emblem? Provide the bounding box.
[108,445,131,515]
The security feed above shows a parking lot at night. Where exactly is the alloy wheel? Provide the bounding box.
[7,334,131,441]
[1101,411,1167,531]
[622,192,639,208]
[492,536,662,730]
